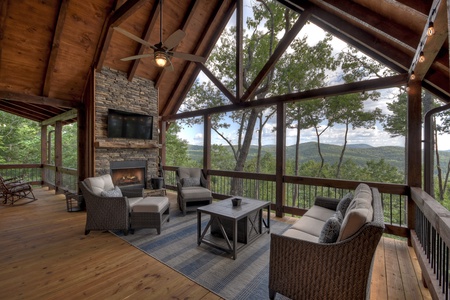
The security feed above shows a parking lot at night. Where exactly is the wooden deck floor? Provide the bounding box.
[0,187,431,299]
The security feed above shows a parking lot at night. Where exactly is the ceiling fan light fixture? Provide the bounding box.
[154,51,169,67]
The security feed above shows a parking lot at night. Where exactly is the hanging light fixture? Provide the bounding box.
[410,71,416,80]
[419,51,425,63]
[154,51,168,67]
[427,22,435,36]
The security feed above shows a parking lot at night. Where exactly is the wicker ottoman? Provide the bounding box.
[130,196,170,234]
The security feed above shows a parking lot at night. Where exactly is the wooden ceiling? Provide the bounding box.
[0,0,448,124]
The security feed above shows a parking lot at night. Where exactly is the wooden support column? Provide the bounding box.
[275,102,286,217]
[41,125,48,185]
[203,114,212,188]
[236,0,243,100]
[160,120,166,166]
[54,121,63,193]
[79,68,96,181]
[407,79,422,245]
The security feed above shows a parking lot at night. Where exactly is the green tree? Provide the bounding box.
[62,123,78,168]
[0,112,40,164]
[165,122,192,167]
[326,93,383,178]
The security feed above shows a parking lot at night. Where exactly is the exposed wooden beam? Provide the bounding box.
[0,101,60,121]
[43,0,69,97]
[198,63,236,103]
[409,0,448,82]
[155,0,199,88]
[95,0,148,70]
[320,0,419,49]
[161,0,236,116]
[241,8,312,102]
[41,109,78,125]
[0,0,8,64]
[163,74,408,121]
[0,90,79,108]
[127,0,160,81]
[0,103,43,122]
[280,0,412,72]
[236,0,244,99]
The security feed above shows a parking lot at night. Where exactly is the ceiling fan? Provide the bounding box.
[113,0,206,70]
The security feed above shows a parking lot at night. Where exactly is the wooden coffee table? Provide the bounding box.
[197,197,270,259]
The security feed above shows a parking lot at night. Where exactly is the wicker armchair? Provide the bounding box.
[79,174,143,235]
[176,167,212,216]
[269,187,385,300]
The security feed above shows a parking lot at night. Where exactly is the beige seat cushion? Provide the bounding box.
[303,205,336,222]
[179,168,202,180]
[128,197,144,207]
[337,191,373,241]
[84,174,115,196]
[132,196,169,213]
[290,215,327,237]
[283,228,319,243]
[181,186,211,200]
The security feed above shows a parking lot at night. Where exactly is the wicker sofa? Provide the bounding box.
[269,183,385,300]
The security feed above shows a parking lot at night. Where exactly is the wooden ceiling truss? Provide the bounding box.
[0,0,448,125]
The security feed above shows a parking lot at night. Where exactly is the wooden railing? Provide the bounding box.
[0,164,42,184]
[1,164,78,193]
[411,187,450,300]
[164,166,409,237]
[2,163,448,297]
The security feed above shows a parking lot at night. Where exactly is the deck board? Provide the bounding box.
[0,187,430,299]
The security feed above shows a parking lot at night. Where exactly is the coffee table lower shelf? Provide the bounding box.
[197,198,270,259]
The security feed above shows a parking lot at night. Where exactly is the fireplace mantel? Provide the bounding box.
[94,141,161,149]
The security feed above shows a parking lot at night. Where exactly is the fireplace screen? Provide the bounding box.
[110,160,147,189]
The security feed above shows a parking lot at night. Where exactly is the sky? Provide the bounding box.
[176,1,450,151]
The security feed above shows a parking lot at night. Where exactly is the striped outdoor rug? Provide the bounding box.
[115,210,290,300]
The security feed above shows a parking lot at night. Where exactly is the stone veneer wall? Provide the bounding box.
[94,68,159,188]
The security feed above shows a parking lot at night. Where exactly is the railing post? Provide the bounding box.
[275,102,286,217]
[55,121,63,193]
[41,125,48,185]
[407,79,422,246]
[204,114,211,188]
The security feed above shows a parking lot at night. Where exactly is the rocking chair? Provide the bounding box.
[0,175,36,205]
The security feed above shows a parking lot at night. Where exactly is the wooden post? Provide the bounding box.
[160,120,166,166]
[275,102,286,218]
[407,79,422,246]
[204,114,211,188]
[41,125,48,185]
[54,121,63,193]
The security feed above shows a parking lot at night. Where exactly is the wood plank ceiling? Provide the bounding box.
[0,0,448,124]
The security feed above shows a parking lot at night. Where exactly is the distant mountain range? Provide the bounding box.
[187,142,450,172]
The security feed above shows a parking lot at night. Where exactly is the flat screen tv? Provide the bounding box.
[107,109,153,140]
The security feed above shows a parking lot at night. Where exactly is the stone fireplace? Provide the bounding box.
[110,160,147,189]
[94,68,160,185]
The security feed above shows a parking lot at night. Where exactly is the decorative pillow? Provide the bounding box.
[101,186,123,197]
[318,216,341,243]
[182,177,200,187]
[333,211,343,223]
[336,192,353,217]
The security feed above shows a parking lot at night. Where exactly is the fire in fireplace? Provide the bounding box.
[110,160,147,189]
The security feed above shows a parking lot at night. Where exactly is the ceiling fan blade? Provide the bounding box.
[171,51,207,63]
[120,54,153,61]
[113,27,157,50]
[164,59,174,72]
[163,29,186,50]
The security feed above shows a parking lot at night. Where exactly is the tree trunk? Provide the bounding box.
[336,121,349,178]
[230,108,260,196]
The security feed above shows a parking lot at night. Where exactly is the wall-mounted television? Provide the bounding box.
[107,109,153,140]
